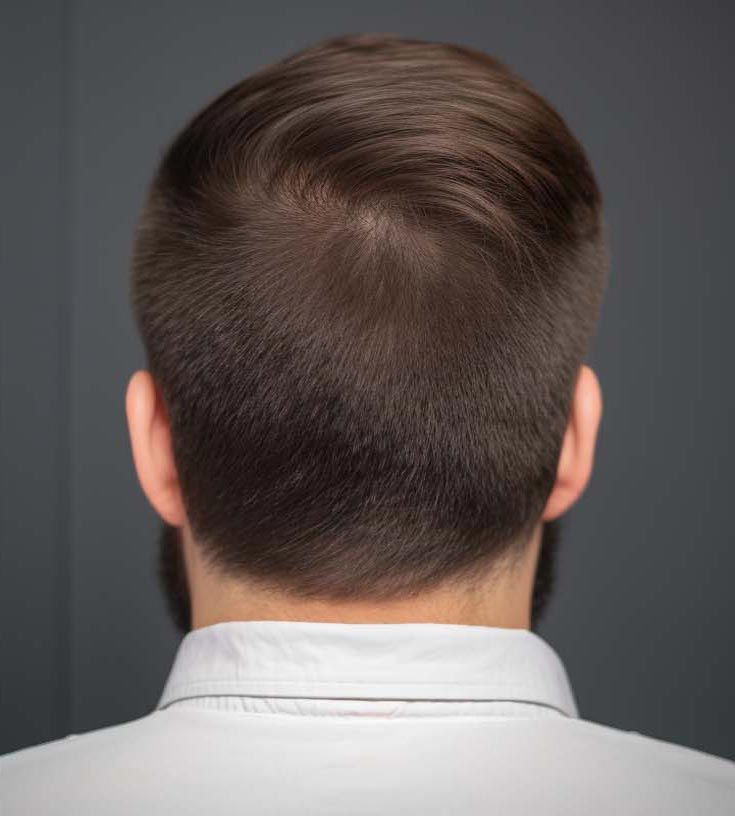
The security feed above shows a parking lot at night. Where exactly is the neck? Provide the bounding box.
[181,524,542,631]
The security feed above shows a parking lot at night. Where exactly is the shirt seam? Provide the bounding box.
[156,697,574,719]
[160,678,564,689]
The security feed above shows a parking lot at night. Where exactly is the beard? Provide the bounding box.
[157,518,562,636]
[157,521,191,635]
[529,517,562,631]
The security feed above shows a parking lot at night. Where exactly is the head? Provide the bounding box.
[126,33,607,635]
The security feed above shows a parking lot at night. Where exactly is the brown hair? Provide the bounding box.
[130,33,608,602]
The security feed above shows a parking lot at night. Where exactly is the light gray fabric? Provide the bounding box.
[2,620,733,814]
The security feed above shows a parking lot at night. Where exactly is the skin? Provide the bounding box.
[125,364,602,632]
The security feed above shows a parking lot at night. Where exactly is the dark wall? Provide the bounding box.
[2,1,733,758]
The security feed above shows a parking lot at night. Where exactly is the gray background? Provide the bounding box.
[2,1,733,759]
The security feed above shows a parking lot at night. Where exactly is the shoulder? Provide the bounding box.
[1,712,162,767]
[536,716,735,802]
[458,716,734,813]
[559,717,734,773]
[0,711,179,814]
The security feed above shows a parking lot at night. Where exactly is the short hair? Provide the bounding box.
[130,32,608,602]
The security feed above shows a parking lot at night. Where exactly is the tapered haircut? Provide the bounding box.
[130,33,608,602]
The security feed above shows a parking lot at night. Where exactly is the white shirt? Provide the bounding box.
[2,620,733,814]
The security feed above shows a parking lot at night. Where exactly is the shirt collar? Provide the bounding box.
[157,620,578,718]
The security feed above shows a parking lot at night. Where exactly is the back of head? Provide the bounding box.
[130,33,608,603]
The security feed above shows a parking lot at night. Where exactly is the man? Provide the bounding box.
[2,32,733,814]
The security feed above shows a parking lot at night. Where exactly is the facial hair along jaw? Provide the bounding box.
[158,521,191,635]
[530,519,562,631]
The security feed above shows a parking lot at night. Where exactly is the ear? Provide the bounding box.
[541,364,603,521]
[125,370,187,527]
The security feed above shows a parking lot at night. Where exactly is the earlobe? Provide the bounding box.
[125,369,187,527]
[541,364,602,522]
